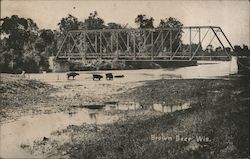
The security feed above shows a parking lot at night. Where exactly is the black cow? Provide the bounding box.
[67,72,79,80]
[114,75,125,78]
[106,73,113,80]
[93,74,103,80]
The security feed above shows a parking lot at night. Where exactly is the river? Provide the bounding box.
[0,57,238,158]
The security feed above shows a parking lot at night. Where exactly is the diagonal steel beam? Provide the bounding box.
[85,33,97,53]
[56,33,69,58]
[190,28,210,60]
[153,30,163,44]
[170,31,189,59]
[143,30,152,46]
[156,30,170,53]
[101,32,112,52]
[69,33,82,54]
[211,27,230,57]
[218,27,234,53]
[118,31,128,50]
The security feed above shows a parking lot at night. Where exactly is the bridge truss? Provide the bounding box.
[56,26,234,61]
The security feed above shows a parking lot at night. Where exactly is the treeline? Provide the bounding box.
[0,12,184,73]
[0,12,249,73]
[233,45,250,56]
[0,15,58,73]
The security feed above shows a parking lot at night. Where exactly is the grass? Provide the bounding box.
[0,75,56,121]
[58,77,249,159]
[2,75,248,158]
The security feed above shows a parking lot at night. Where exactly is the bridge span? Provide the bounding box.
[56,26,234,62]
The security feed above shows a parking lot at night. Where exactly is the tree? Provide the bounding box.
[224,47,231,53]
[234,44,250,56]
[1,15,38,34]
[53,30,63,56]
[78,21,87,30]
[135,14,154,29]
[84,11,105,30]
[242,44,249,51]
[206,44,214,53]
[38,29,58,57]
[33,29,57,71]
[106,22,122,29]
[0,15,54,72]
[22,50,40,72]
[58,14,81,34]
[182,43,203,54]
[234,45,242,55]
[158,17,183,28]
[1,15,39,51]
[35,38,46,52]
[158,17,184,53]
[40,29,54,45]
[215,46,222,52]
[0,15,40,72]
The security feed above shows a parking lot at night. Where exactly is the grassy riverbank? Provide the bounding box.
[27,76,249,159]
[0,76,55,121]
[0,75,84,122]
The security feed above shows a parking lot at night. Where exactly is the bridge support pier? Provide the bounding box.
[49,56,70,72]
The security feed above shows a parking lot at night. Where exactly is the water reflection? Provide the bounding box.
[153,102,191,113]
[89,112,97,120]
[1,101,191,158]
[105,101,141,111]
[0,108,118,158]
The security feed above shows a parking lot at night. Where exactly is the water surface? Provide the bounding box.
[0,108,118,158]
[0,58,238,158]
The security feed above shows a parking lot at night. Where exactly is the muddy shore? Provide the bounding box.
[0,74,249,159]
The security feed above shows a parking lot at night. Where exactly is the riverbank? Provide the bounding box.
[44,77,248,159]
[0,76,57,122]
[0,74,143,123]
[1,75,248,158]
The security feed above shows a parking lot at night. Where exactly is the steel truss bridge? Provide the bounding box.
[56,26,234,61]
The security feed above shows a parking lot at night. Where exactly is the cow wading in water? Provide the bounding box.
[106,73,113,80]
[67,72,79,80]
[93,74,103,80]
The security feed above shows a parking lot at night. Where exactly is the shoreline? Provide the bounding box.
[0,73,249,158]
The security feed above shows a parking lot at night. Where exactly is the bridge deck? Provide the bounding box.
[57,55,231,61]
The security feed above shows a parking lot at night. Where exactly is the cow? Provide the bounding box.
[67,72,79,80]
[114,75,125,78]
[93,74,103,80]
[105,73,113,80]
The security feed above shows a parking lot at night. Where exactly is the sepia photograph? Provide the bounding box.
[0,0,249,158]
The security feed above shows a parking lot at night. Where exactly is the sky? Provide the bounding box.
[1,0,250,47]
